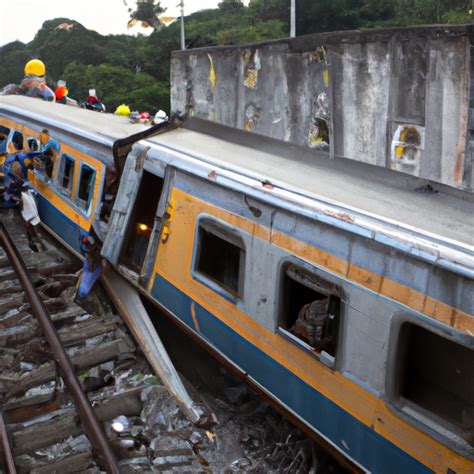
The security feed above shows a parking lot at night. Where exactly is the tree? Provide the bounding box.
[125,0,165,30]
[63,61,170,112]
[218,0,245,12]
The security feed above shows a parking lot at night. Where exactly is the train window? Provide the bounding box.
[0,126,9,149]
[278,265,341,360]
[27,137,40,152]
[11,131,24,151]
[58,154,75,195]
[397,323,474,444]
[195,220,245,298]
[77,164,95,212]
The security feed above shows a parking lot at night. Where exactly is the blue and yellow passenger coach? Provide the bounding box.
[103,121,473,473]
[0,95,147,253]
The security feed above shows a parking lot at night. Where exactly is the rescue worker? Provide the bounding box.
[2,150,38,180]
[76,233,103,304]
[1,161,24,208]
[55,80,69,104]
[20,184,45,252]
[1,59,55,102]
[114,104,131,116]
[82,89,106,112]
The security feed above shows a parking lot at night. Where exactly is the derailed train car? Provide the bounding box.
[102,120,473,474]
[1,23,474,473]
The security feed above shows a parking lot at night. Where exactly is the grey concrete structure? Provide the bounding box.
[171,25,474,191]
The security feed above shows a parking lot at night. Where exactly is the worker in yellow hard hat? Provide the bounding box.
[1,59,55,102]
[21,59,55,102]
[24,59,46,77]
[115,104,131,116]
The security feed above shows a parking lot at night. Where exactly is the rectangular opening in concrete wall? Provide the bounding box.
[195,220,245,298]
[278,265,340,361]
[397,323,474,445]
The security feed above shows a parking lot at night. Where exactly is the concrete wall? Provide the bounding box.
[171,25,473,191]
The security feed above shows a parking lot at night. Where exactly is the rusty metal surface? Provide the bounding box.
[0,222,120,474]
[0,411,16,474]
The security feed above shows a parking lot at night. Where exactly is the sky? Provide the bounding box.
[0,0,232,46]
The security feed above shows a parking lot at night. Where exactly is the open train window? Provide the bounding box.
[0,126,9,150]
[396,323,473,445]
[77,164,95,212]
[11,131,23,151]
[27,137,40,152]
[194,220,245,300]
[278,264,341,362]
[57,154,75,196]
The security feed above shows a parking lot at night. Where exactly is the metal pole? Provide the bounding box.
[0,223,120,474]
[0,412,16,474]
[179,0,185,50]
[290,0,296,38]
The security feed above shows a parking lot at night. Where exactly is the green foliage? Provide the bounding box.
[0,41,30,85]
[63,62,169,113]
[295,0,471,34]
[216,20,286,45]
[218,0,246,12]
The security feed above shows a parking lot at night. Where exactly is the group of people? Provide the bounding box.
[0,128,59,251]
[1,129,60,207]
[1,58,106,111]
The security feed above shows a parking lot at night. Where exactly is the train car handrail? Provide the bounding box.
[0,222,119,474]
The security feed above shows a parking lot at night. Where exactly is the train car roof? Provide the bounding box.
[0,95,148,144]
[146,120,473,249]
[1,96,472,252]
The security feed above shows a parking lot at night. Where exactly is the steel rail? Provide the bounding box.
[0,411,16,474]
[0,222,120,474]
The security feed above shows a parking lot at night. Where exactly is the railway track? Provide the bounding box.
[0,210,207,473]
[0,209,348,473]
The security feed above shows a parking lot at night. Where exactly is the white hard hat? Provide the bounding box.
[154,109,168,124]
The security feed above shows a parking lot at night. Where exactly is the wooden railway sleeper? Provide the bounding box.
[0,222,120,473]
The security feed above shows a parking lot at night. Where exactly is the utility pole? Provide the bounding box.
[178,0,185,50]
[290,0,296,38]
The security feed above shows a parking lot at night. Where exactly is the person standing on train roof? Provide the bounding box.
[82,89,106,112]
[0,59,55,102]
[55,80,69,104]
[38,129,60,178]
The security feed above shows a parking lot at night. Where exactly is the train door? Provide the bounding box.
[119,170,165,282]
